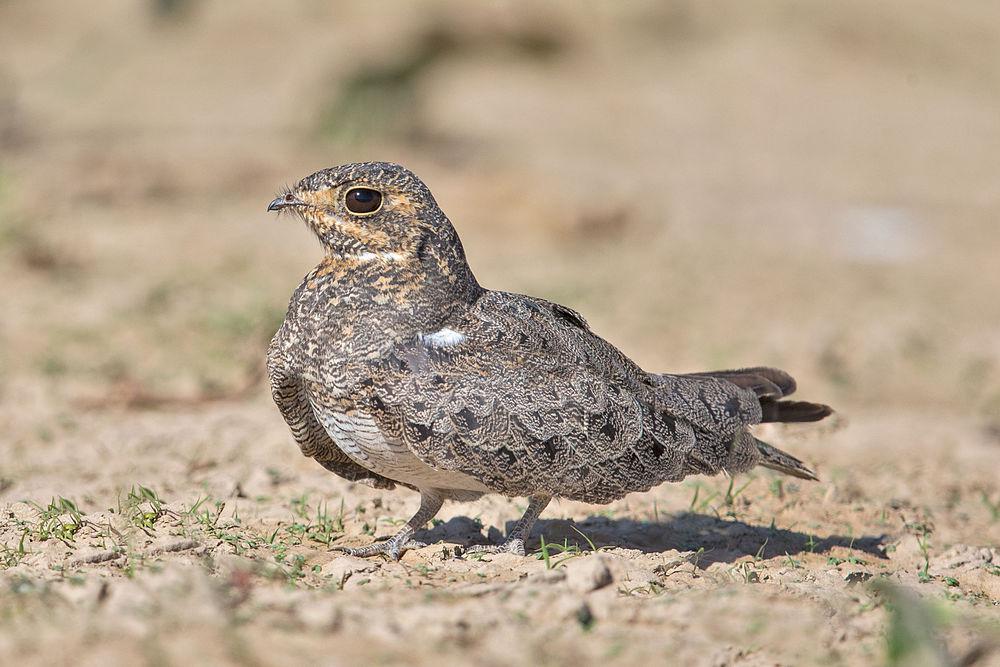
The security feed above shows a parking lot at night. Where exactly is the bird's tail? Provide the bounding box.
[685,367,833,424]
[759,399,833,423]
[753,437,819,481]
[678,367,831,480]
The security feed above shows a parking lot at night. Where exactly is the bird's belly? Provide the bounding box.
[314,406,489,493]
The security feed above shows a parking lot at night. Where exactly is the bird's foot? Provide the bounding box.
[334,535,428,561]
[463,537,526,557]
[332,491,445,561]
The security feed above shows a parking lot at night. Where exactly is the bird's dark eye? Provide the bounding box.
[344,187,383,215]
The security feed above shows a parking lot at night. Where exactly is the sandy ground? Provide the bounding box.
[0,2,998,665]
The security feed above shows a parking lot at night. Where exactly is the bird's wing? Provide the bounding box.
[353,291,701,502]
[266,337,400,489]
[646,373,763,436]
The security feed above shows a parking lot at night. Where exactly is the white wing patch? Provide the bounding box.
[355,251,405,263]
[419,327,466,348]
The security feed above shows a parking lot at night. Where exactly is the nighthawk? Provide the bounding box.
[266,162,832,560]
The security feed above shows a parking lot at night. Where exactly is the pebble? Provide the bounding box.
[295,596,342,632]
[564,554,613,593]
[321,554,379,585]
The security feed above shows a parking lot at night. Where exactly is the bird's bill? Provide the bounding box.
[267,194,307,212]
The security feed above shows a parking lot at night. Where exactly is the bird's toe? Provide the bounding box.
[463,537,526,558]
[333,538,430,561]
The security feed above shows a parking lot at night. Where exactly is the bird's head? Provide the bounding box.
[268,161,459,263]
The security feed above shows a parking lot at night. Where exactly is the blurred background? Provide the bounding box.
[1,0,998,420]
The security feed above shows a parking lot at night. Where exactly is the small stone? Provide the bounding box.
[564,554,613,593]
[211,551,256,575]
[147,538,200,556]
[321,555,378,586]
[58,576,108,607]
[844,571,872,585]
[575,601,595,630]
[295,596,341,632]
[67,549,123,567]
[960,569,1000,600]
[525,568,567,585]
[929,545,995,576]
[622,565,659,589]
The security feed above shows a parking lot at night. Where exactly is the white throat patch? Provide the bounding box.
[419,327,467,348]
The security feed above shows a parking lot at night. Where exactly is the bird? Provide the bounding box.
[266,161,833,560]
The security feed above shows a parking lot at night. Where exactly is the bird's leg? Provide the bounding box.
[465,494,551,557]
[335,490,443,561]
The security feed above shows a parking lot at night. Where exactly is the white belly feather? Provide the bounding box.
[313,404,489,493]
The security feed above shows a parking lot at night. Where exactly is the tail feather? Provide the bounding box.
[688,367,833,424]
[754,438,819,481]
[679,366,831,482]
[687,367,797,398]
[759,399,833,423]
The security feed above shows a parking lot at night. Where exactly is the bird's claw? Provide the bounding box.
[463,537,526,557]
[334,538,428,561]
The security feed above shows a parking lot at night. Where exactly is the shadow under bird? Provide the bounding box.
[266,162,833,560]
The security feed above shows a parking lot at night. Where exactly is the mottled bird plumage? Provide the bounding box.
[266,162,832,557]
